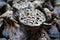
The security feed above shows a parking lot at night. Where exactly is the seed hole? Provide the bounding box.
[21,18,24,20]
[39,20,42,21]
[37,17,39,19]
[37,13,39,15]
[27,13,29,15]
[35,22,38,24]
[32,17,35,19]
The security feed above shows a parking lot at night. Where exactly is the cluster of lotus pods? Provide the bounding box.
[0,0,60,40]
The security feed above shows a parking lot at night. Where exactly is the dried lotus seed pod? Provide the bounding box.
[13,3,22,10]
[13,2,34,10]
[19,8,46,26]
